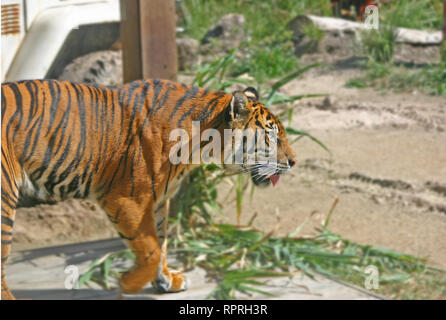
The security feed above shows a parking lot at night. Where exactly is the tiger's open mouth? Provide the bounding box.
[250,166,287,188]
[269,174,280,187]
[251,173,280,187]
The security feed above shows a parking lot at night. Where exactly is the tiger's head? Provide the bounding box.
[222,87,296,187]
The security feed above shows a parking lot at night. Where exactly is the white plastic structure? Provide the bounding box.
[3,0,120,82]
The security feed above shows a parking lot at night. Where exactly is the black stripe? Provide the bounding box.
[1,86,7,122]
[196,95,223,122]
[22,103,45,163]
[1,196,16,210]
[156,217,165,231]
[1,160,18,192]
[2,190,17,203]
[178,104,197,128]
[46,80,61,136]
[24,81,38,129]
[149,79,163,117]
[95,87,105,173]
[118,232,135,241]
[6,82,24,142]
[151,175,157,202]
[44,135,72,195]
[1,215,14,227]
[150,82,173,118]
[169,86,199,120]
[164,164,173,195]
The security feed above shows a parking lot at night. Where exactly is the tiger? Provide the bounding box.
[1,79,296,300]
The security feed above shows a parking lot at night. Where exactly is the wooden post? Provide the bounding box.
[442,0,446,61]
[120,0,177,82]
[120,0,142,82]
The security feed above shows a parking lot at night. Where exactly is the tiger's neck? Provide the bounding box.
[121,79,233,163]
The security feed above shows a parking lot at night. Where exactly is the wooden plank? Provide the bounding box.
[443,0,446,61]
[120,0,143,82]
[139,0,177,80]
[120,0,177,82]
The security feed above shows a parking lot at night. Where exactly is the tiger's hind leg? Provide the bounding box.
[102,196,163,294]
[1,203,16,301]
[1,147,21,300]
[152,199,187,293]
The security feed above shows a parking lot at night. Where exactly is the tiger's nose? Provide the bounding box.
[288,159,296,167]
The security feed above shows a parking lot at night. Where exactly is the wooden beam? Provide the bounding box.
[120,0,177,82]
[443,0,446,61]
[139,0,177,81]
[120,0,142,82]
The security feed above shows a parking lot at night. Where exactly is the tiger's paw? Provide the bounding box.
[119,271,145,294]
[153,271,188,293]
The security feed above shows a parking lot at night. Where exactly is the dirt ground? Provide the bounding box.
[11,64,446,271]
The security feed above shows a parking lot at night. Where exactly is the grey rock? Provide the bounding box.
[288,15,358,58]
[288,15,321,56]
[176,37,200,71]
[58,50,123,85]
[202,14,246,51]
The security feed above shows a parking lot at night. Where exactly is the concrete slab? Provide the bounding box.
[5,238,381,300]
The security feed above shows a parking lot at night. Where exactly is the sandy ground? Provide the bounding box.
[11,67,446,271]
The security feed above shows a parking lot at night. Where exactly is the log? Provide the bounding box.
[306,14,443,45]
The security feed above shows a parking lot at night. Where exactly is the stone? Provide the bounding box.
[202,14,246,51]
[176,37,200,71]
[287,15,321,56]
[58,50,123,85]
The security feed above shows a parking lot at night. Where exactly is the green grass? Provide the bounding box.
[178,0,331,83]
[350,0,444,95]
[178,0,331,41]
[380,0,443,31]
[347,61,446,96]
[360,25,396,64]
[231,42,299,84]
[178,0,444,85]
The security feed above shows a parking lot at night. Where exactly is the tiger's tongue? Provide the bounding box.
[270,175,280,187]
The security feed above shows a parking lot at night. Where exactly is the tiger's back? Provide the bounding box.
[1,79,226,201]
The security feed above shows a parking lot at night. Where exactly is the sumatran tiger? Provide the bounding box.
[1,79,296,300]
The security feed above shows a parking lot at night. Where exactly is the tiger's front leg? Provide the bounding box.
[152,199,188,293]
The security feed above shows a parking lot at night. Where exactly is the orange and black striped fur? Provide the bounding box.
[1,79,296,299]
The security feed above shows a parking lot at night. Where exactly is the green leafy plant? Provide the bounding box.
[77,250,135,289]
[78,215,446,299]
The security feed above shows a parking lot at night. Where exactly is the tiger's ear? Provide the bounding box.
[227,91,250,128]
[243,87,258,101]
